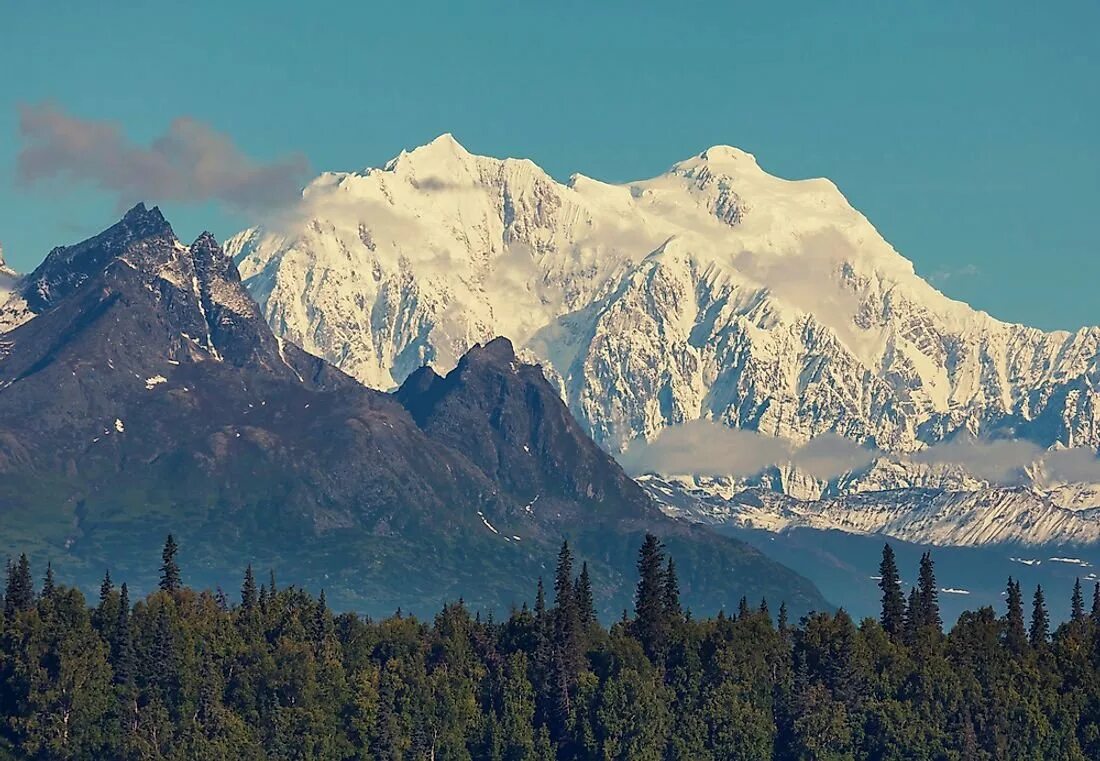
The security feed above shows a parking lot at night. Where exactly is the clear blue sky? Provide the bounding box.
[2,1,1097,329]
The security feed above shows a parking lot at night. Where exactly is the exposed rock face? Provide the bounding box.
[0,205,827,618]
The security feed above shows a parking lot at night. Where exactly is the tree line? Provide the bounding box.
[2,535,1100,759]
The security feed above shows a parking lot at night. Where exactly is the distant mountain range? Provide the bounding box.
[0,204,825,618]
[223,135,1100,547]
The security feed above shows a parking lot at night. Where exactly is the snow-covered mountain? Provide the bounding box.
[640,474,1100,548]
[0,245,18,301]
[225,135,1100,545]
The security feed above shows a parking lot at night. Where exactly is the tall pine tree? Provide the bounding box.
[4,553,34,618]
[663,556,682,624]
[917,552,942,633]
[631,533,668,660]
[1071,577,1085,624]
[1004,578,1028,656]
[241,564,258,611]
[159,534,181,593]
[878,544,905,639]
[1030,585,1049,647]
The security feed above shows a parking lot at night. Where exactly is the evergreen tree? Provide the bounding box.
[150,603,179,709]
[4,552,34,617]
[241,563,258,611]
[535,577,547,623]
[112,583,135,688]
[574,561,596,632]
[663,556,682,623]
[631,533,668,660]
[1071,577,1085,624]
[98,570,113,607]
[738,596,751,619]
[41,561,56,599]
[159,534,181,592]
[1004,578,1028,656]
[1093,582,1100,627]
[778,602,790,633]
[917,552,942,633]
[878,543,906,638]
[1030,585,1049,647]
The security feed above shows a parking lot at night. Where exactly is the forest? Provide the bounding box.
[2,534,1100,760]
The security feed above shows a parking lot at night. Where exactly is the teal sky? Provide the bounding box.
[1,1,1097,330]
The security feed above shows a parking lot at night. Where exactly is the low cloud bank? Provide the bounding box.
[619,420,1100,485]
[618,420,876,480]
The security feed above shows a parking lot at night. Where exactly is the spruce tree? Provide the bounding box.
[738,596,750,619]
[631,533,668,660]
[553,540,576,619]
[1004,578,1028,656]
[41,561,56,599]
[552,541,582,697]
[917,552,942,632]
[159,534,181,592]
[99,570,113,607]
[535,577,547,623]
[4,553,33,617]
[778,602,790,633]
[113,583,135,687]
[878,543,905,638]
[241,564,258,611]
[151,603,179,707]
[574,562,596,632]
[1030,585,1049,647]
[1071,577,1085,623]
[663,557,682,623]
[1093,582,1100,627]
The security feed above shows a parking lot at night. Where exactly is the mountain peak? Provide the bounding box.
[119,202,172,235]
[697,144,759,167]
[190,231,220,252]
[385,133,471,172]
[463,336,517,367]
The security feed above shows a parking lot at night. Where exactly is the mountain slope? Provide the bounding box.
[229,136,1100,463]
[0,206,827,618]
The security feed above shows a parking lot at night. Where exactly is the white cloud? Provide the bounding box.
[909,437,1042,484]
[1042,447,1100,483]
[618,420,876,480]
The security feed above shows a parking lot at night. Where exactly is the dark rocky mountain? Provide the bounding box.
[0,205,827,618]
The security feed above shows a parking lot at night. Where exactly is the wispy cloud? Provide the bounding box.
[910,437,1042,483]
[618,420,876,480]
[620,420,1100,487]
[16,103,309,213]
[929,263,980,285]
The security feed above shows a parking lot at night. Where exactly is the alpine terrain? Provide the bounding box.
[0,204,826,618]
[227,135,1100,547]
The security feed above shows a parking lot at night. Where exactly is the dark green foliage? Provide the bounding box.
[917,550,942,633]
[630,533,669,660]
[159,534,181,593]
[878,543,905,638]
[1072,577,1085,623]
[41,562,55,599]
[1004,577,1028,656]
[241,564,258,612]
[3,554,33,618]
[1031,584,1050,647]
[1,542,1099,760]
